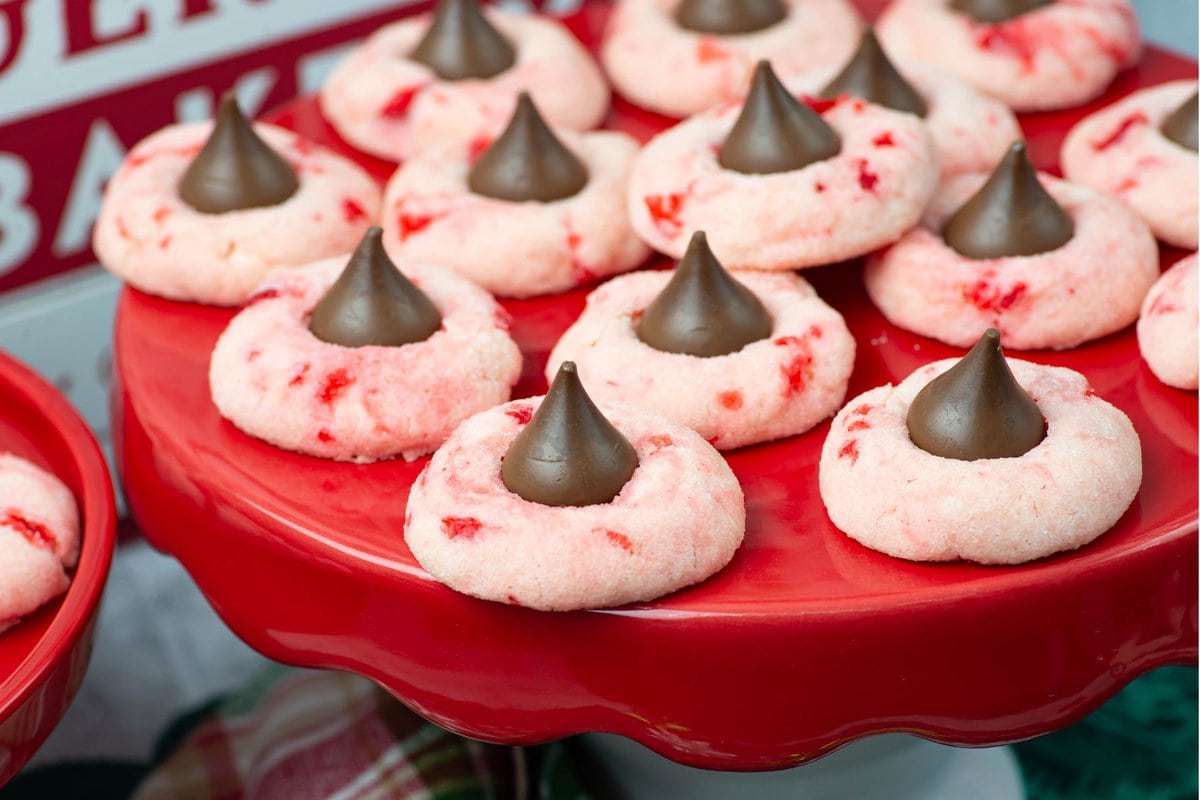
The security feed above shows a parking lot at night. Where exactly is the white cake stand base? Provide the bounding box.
[575,733,1025,800]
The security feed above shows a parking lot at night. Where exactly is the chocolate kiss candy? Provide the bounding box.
[675,0,786,35]
[942,142,1073,259]
[468,93,589,202]
[820,28,927,117]
[409,0,516,81]
[719,61,842,174]
[501,362,639,507]
[906,328,1046,460]
[309,227,442,348]
[948,0,1053,23]
[178,93,299,214]
[1161,91,1198,152]
[637,231,772,357]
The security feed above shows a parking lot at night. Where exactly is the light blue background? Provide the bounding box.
[1133,0,1198,56]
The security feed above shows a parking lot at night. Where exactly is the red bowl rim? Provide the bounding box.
[0,351,116,721]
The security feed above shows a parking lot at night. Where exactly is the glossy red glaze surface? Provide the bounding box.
[112,2,1198,770]
[0,353,116,785]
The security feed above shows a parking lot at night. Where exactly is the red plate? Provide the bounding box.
[112,2,1197,770]
[0,352,116,784]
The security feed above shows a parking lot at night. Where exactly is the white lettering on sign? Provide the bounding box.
[85,0,152,48]
[52,119,127,259]
[0,0,417,123]
[0,154,38,275]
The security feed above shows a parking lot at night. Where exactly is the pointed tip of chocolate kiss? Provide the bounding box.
[942,141,1074,259]
[178,92,299,214]
[214,92,240,123]
[948,0,1053,23]
[410,0,516,81]
[1161,91,1198,152]
[501,361,639,507]
[906,328,1046,461]
[467,92,589,203]
[308,226,442,348]
[820,28,927,117]
[719,61,842,175]
[637,231,772,357]
[675,0,787,35]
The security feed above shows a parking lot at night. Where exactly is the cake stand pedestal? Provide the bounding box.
[111,249,1197,774]
[110,0,1197,780]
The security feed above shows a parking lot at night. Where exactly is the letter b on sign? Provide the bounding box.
[0,154,38,277]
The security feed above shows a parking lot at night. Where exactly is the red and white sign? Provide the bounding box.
[0,0,435,293]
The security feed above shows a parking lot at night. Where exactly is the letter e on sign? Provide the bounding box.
[65,0,150,55]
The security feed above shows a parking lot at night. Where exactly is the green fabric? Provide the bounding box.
[538,741,591,800]
[1014,666,1197,800]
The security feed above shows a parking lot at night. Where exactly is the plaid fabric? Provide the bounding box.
[129,665,525,800]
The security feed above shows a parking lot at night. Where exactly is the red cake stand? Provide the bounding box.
[112,0,1197,777]
[0,352,116,785]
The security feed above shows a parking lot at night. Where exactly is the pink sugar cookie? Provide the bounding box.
[0,453,80,631]
[404,399,745,610]
[876,0,1140,112]
[864,172,1158,350]
[1137,253,1198,390]
[600,0,862,118]
[320,10,608,162]
[381,130,650,298]
[782,62,1021,177]
[94,123,380,307]
[209,257,522,462]
[820,359,1141,563]
[627,95,938,269]
[547,270,854,449]
[1061,80,1198,249]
